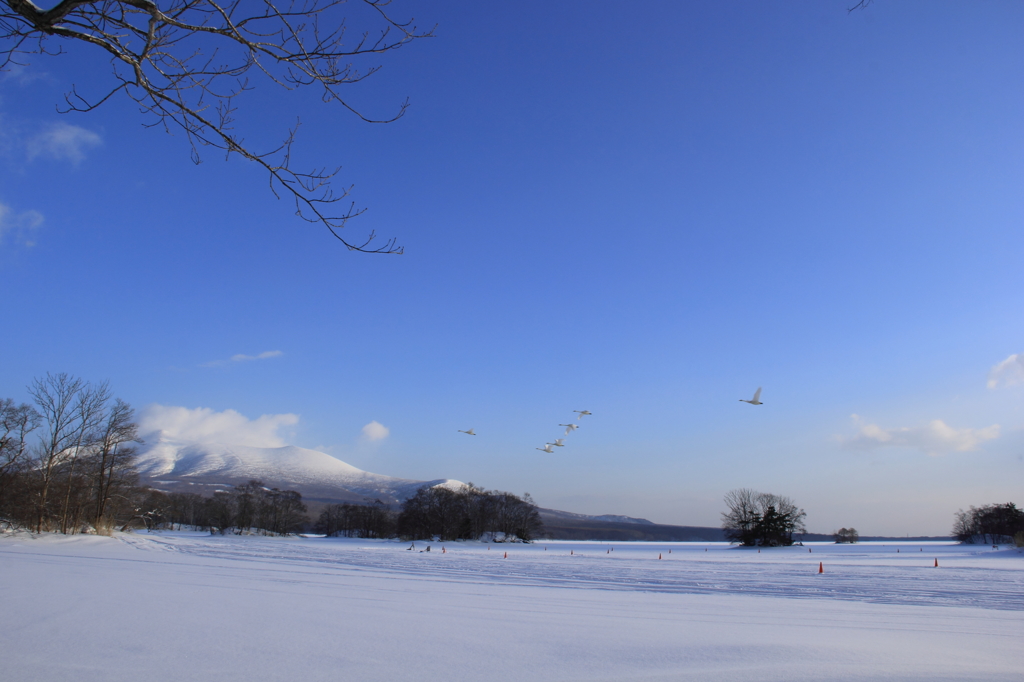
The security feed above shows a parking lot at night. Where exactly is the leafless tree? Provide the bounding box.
[0,398,41,525]
[55,380,110,533]
[88,397,141,530]
[27,372,87,532]
[1,1,433,253]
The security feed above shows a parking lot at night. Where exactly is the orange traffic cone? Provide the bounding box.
[818,561,823,574]
[934,558,938,567]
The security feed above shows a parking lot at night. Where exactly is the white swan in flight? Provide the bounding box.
[573,410,592,420]
[536,443,555,453]
[560,423,578,435]
[551,439,566,447]
[458,428,477,435]
[739,388,763,405]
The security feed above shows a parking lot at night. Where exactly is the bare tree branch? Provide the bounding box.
[1,1,434,253]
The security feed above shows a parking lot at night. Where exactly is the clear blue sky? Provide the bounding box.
[2,1,1022,535]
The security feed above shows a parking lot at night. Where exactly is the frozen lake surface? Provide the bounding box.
[2,532,1022,681]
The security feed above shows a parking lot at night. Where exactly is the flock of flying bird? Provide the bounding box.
[458,409,594,452]
[457,388,763,452]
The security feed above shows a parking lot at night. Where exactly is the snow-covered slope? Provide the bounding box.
[135,438,463,504]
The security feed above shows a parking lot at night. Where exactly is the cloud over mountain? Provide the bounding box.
[361,421,389,441]
[138,405,298,448]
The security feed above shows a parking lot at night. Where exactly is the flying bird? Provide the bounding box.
[536,444,555,453]
[458,428,477,435]
[559,423,579,436]
[551,439,566,447]
[739,387,763,405]
[573,410,592,420]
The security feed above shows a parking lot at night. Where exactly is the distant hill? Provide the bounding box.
[538,509,726,541]
[540,508,655,525]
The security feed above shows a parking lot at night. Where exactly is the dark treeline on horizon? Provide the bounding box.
[316,484,544,542]
[144,482,310,535]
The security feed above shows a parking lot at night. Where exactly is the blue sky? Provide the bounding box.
[2,1,1022,535]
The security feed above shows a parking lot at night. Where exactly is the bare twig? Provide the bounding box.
[1,0,434,253]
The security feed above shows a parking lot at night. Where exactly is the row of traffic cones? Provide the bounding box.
[817,558,939,574]
[422,547,943,569]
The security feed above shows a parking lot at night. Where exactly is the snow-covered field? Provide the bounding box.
[2,533,1022,681]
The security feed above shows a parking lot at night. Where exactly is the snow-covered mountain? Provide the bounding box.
[136,438,464,505]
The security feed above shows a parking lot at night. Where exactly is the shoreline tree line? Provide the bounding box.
[953,503,1024,546]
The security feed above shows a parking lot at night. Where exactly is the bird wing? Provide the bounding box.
[753,387,762,402]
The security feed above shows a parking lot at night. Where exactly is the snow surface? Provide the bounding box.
[2,534,1022,681]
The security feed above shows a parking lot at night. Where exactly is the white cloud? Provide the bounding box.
[201,350,283,367]
[844,414,999,456]
[987,353,1024,389]
[231,350,283,362]
[0,202,43,247]
[361,421,390,442]
[139,405,299,448]
[27,122,101,164]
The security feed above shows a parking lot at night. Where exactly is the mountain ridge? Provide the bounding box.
[136,437,464,505]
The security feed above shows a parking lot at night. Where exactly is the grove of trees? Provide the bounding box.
[2,373,142,534]
[2,374,312,536]
[396,484,544,542]
[721,488,807,547]
[313,499,395,539]
[953,503,1024,545]
[312,484,545,542]
[833,527,859,544]
[143,480,310,535]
